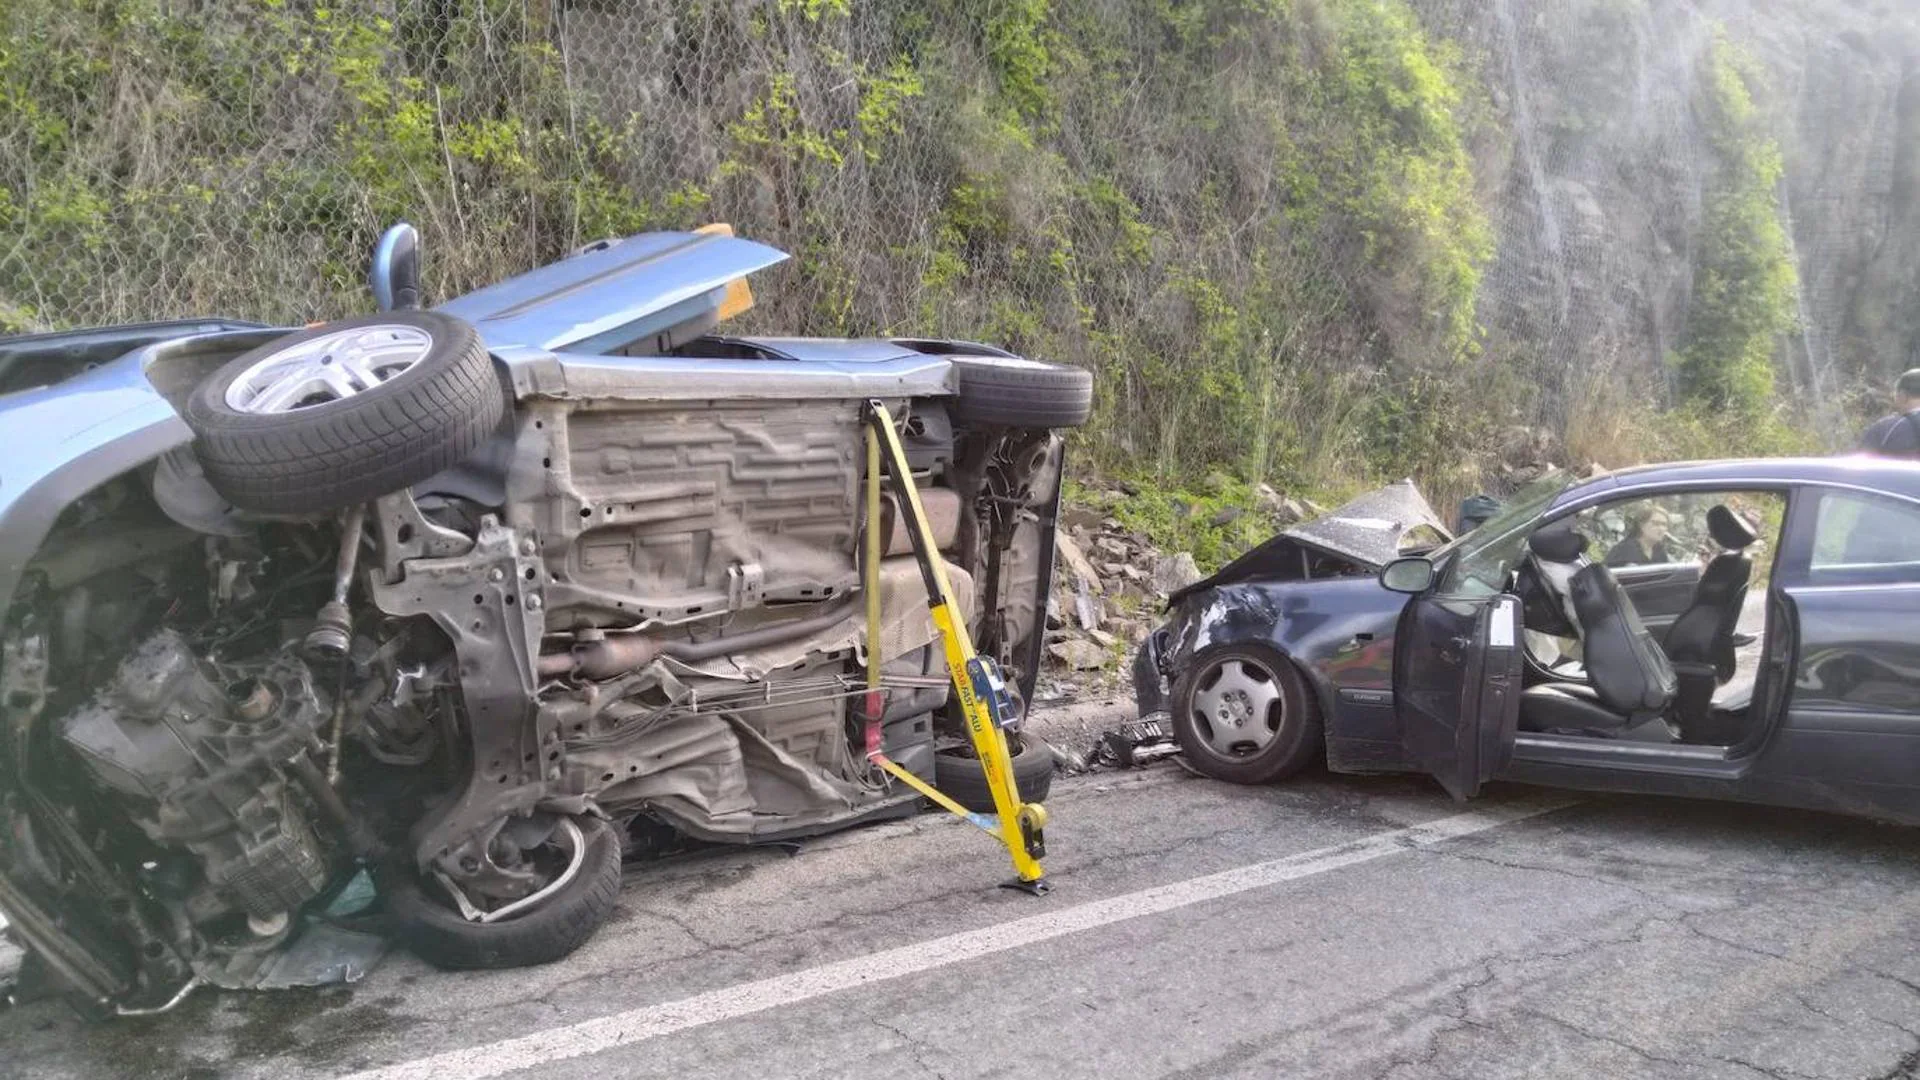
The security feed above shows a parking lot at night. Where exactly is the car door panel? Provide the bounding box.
[1474,600,1525,784]
[1395,592,1521,799]
[1608,562,1701,634]
[1767,582,1920,787]
[1740,486,1920,818]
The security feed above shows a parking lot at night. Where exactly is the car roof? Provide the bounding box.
[1561,456,1920,503]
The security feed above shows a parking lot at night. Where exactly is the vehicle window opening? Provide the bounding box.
[1512,489,1786,752]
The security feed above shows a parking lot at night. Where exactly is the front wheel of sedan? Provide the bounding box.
[1171,645,1322,784]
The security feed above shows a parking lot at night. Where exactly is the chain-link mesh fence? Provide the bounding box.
[1,1,983,333]
[2,0,1425,485]
[3,0,1912,487]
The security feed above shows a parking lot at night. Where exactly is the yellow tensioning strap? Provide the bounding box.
[861,401,1047,889]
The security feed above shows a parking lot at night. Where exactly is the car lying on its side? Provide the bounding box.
[0,226,1087,1013]
[1137,461,1920,823]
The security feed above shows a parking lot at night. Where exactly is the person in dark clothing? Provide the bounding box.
[1858,369,1920,459]
[1604,505,1680,567]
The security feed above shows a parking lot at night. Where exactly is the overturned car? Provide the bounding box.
[0,226,1087,1012]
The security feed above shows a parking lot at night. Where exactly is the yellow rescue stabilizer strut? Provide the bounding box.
[861,400,1049,894]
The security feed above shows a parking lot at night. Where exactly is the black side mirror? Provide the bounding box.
[370,223,421,311]
[1381,556,1436,594]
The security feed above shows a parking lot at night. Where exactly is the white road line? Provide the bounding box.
[341,795,1579,1080]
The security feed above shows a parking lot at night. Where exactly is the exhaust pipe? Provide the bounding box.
[541,596,860,680]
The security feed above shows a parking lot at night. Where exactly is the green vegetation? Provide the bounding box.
[1067,473,1287,571]
[0,1,658,323]
[911,0,1495,495]
[1674,31,1799,419]
[0,2,1828,559]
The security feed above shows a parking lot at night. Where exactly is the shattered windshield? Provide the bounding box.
[1432,471,1573,597]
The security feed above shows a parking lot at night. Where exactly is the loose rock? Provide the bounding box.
[1061,506,1106,532]
[1049,639,1109,671]
[1151,552,1203,595]
[1056,534,1105,594]
[1073,582,1104,632]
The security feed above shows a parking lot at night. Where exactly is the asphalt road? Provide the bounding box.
[9,742,1920,1080]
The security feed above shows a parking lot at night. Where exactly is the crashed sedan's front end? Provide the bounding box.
[1133,482,1451,781]
[0,227,1088,1014]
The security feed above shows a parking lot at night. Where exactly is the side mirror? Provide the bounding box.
[370,223,421,311]
[1380,556,1436,594]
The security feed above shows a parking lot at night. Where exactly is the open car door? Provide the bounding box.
[1393,592,1523,799]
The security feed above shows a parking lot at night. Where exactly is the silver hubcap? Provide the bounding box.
[1190,657,1283,758]
[224,324,433,413]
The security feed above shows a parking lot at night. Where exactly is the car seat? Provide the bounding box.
[1521,544,1678,735]
[1662,505,1759,742]
[1518,525,1588,640]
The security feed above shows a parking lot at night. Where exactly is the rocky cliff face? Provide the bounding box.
[1416,0,1920,416]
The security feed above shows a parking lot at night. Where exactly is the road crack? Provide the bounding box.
[872,1018,947,1079]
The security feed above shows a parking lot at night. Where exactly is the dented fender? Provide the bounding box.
[1136,577,1410,756]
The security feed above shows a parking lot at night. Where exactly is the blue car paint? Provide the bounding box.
[437,230,789,353]
[0,329,286,615]
[0,231,974,613]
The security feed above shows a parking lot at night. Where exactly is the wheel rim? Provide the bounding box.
[433,818,586,924]
[1188,656,1284,759]
[224,323,433,413]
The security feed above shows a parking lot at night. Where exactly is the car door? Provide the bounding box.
[1608,562,1702,635]
[1767,486,1920,805]
[1394,589,1524,800]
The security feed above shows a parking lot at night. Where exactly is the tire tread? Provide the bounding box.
[185,312,505,514]
[383,817,624,972]
[931,732,1056,812]
[950,359,1093,429]
[1170,644,1324,785]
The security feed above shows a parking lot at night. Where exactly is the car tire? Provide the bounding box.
[933,731,1055,812]
[381,815,623,971]
[184,311,505,515]
[1171,644,1322,785]
[949,356,1093,429]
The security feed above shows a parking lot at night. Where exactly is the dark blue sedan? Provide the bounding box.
[1135,458,1920,824]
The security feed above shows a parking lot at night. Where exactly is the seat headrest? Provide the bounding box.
[1706,505,1758,550]
[1528,526,1588,564]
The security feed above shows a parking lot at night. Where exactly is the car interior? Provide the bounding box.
[1512,493,1780,749]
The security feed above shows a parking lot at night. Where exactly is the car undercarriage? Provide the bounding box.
[0,227,1087,1013]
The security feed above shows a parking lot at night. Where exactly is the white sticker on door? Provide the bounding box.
[1488,598,1516,648]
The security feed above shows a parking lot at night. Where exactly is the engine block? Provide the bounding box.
[59,631,331,923]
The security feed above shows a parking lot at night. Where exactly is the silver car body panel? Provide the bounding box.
[0,234,968,611]
[0,330,283,613]
[436,231,790,353]
[493,344,956,403]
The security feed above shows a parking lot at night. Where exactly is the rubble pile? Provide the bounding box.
[1042,483,1314,684]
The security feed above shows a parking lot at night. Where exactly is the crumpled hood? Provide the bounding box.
[1170,480,1450,604]
[1280,479,1451,568]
